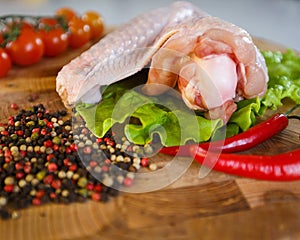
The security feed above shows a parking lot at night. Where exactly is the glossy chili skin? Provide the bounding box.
[190,146,300,181]
[159,113,289,156]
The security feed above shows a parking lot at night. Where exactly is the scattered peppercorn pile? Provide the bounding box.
[0,104,157,220]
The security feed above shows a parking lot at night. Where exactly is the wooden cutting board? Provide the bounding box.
[0,37,299,240]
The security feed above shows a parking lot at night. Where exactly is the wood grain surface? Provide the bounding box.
[0,37,299,240]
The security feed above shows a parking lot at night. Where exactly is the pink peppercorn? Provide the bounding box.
[43,174,54,185]
[123,177,133,187]
[46,122,53,128]
[89,161,98,168]
[94,184,102,192]
[10,103,19,110]
[101,165,108,172]
[86,182,94,191]
[35,190,45,199]
[32,198,41,206]
[91,192,101,201]
[141,158,149,167]
[48,163,58,172]
[69,164,77,172]
[32,128,40,133]
[83,146,92,154]
[51,179,61,189]
[16,171,25,179]
[23,164,32,174]
[44,140,53,148]
[40,128,48,135]
[4,184,14,193]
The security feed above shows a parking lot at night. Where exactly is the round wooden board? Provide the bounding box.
[0,37,300,240]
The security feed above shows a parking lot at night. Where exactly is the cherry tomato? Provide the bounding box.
[5,28,44,66]
[0,33,4,46]
[0,48,12,78]
[39,27,69,57]
[68,16,91,48]
[39,17,60,29]
[55,7,77,22]
[81,11,104,40]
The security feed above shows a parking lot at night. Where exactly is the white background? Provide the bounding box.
[0,0,299,51]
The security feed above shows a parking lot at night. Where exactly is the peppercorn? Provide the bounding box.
[0,104,157,220]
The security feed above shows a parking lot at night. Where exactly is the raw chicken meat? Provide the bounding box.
[56,1,268,123]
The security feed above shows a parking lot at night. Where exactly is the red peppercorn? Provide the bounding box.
[101,165,108,172]
[16,171,25,179]
[1,130,9,136]
[53,144,59,151]
[32,128,40,133]
[4,149,12,157]
[69,164,77,172]
[48,163,58,172]
[46,122,53,128]
[43,174,54,185]
[10,103,19,110]
[16,130,24,136]
[4,184,14,193]
[15,162,23,171]
[107,141,115,147]
[123,177,133,187]
[8,119,14,126]
[91,192,101,201]
[126,146,133,152]
[63,158,70,166]
[46,154,55,162]
[19,150,27,157]
[83,146,92,154]
[104,159,111,165]
[96,138,103,143]
[65,147,72,154]
[40,128,48,135]
[69,143,78,152]
[35,190,45,199]
[141,158,149,167]
[51,179,61,189]
[89,161,98,168]
[23,163,32,174]
[32,198,41,206]
[49,192,57,199]
[81,128,89,135]
[86,182,94,191]
[5,156,12,163]
[94,184,102,192]
[44,140,53,148]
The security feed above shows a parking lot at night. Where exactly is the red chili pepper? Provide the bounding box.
[160,113,289,156]
[190,146,300,181]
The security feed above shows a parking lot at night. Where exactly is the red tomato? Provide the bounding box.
[68,17,91,48]
[5,28,44,66]
[39,17,60,29]
[39,27,69,57]
[81,11,105,40]
[55,7,77,22]
[0,33,4,46]
[0,48,12,78]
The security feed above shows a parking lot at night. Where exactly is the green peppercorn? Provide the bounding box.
[36,170,46,181]
[77,177,88,188]
[31,132,39,141]
[52,136,61,145]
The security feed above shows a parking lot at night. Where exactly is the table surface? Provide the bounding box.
[1,1,300,240]
[0,0,299,51]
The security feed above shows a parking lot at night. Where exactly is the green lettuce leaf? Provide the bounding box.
[261,49,300,109]
[76,76,223,146]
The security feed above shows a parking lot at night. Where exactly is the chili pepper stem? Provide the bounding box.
[284,104,300,116]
